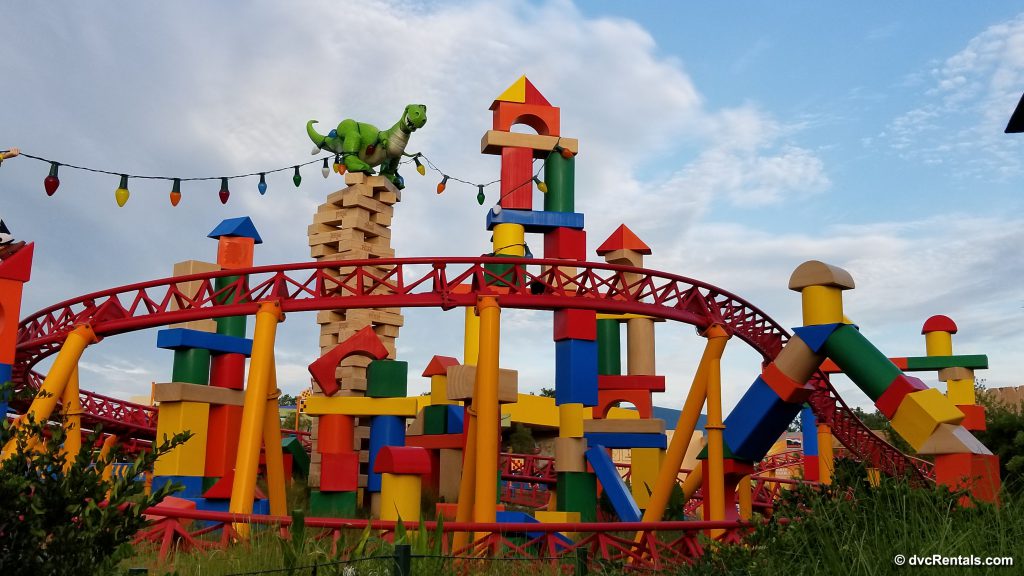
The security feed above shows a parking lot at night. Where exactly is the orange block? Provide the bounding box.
[318,414,355,454]
[761,362,814,403]
[0,279,26,364]
[957,404,987,431]
[217,236,255,269]
[934,453,1001,504]
[595,389,653,419]
[492,101,560,136]
[205,404,243,477]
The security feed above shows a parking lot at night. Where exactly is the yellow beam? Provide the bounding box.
[818,424,835,485]
[61,367,82,471]
[262,358,287,517]
[737,474,752,521]
[303,395,418,416]
[705,328,727,538]
[99,434,118,483]
[464,306,480,366]
[472,297,501,546]
[453,392,479,552]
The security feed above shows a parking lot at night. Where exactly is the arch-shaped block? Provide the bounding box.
[595,389,653,419]
[492,102,560,136]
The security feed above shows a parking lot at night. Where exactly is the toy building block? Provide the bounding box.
[309,326,390,396]
[205,404,242,477]
[554,309,597,341]
[157,328,252,356]
[423,355,459,377]
[916,423,992,456]
[938,366,973,382]
[822,324,903,401]
[921,315,956,356]
[723,377,803,462]
[423,355,459,405]
[486,208,584,233]
[154,402,210,477]
[584,446,640,522]
[208,216,263,244]
[169,259,220,332]
[802,455,820,481]
[800,406,819,456]
[423,404,448,435]
[491,95,559,135]
[481,131,578,158]
[625,317,656,375]
[772,335,825,384]
[320,452,360,492]
[499,146,534,209]
[366,359,408,398]
[405,433,465,450]
[310,490,358,517]
[597,375,665,392]
[556,471,597,522]
[555,436,588,472]
[788,260,855,326]
[555,339,598,406]
[171,348,211,385]
[318,414,354,454]
[630,447,663,508]
[957,404,986,431]
[367,415,406,492]
[153,382,245,406]
[584,418,664,434]
[596,225,651,256]
[151,475,206,499]
[791,324,843,354]
[905,354,988,371]
[447,405,464,433]
[534,510,581,542]
[406,410,425,436]
[585,432,666,449]
[890,388,966,450]
[596,319,621,376]
[375,446,431,521]
[282,436,310,477]
[303,396,418,417]
[760,362,814,403]
[946,378,976,405]
[210,352,245,390]
[874,374,929,419]
[933,453,1001,504]
[559,403,586,438]
[438,448,463,502]
[446,364,519,403]
[544,227,586,260]
[595,389,653,419]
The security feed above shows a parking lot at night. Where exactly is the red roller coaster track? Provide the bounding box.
[11,255,931,482]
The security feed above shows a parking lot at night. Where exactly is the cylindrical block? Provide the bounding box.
[464,306,480,365]
[172,348,211,385]
[822,324,901,401]
[214,275,248,337]
[554,436,587,472]
[773,336,825,384]
[367,415,406,492]
[500,147,534,210]
[626,318,656,375]
[817,424,835,486]
[210,352,245,390]
[559,403,585,438]
[800,285,844,326]
[493,223,526,256]
[543,150,575,213]
[318,414,355,454]
[380,473,422,521]
[596,319,621,375]
[925,331,953,357]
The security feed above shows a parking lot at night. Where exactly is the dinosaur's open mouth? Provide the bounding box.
[404,117,416,131]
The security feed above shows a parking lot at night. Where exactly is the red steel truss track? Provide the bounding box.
[11,256,931,481]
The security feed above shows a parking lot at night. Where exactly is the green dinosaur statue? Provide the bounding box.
[306,104,427,190]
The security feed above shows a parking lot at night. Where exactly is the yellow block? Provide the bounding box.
[559,403,586,438]
[925,331,953,357]
[606,407,641,420]
[153,401,210,476]
[493,223,525,256]
[502,393,560,428]
[304,396,418,417]
[891,389,966,451]
[631,448,663,508]
[464,306,480,366]
[495,75,528,103]
[946,378,976,405]
[430,375,453,405]
[535,510,581,540]
[800,285,844,326]
[380,473,422,521]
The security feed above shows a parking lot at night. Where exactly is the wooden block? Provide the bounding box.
[584,418,665,434]
[891,389,966,450]
[625,318,655,375]
[939,366,974,382]
[446,364,519,403]
[773,336,825,384]
[439,449,463,502]
[304,396,418,417]
[481,130,579,158]
[947,378,976,405]
[788,260,855,290]
[603,249,643,268]
[154,382,245,406]
[169,260,220,313]
[916,423,992,456]
[555,437,587,472]
[407,410,426,435]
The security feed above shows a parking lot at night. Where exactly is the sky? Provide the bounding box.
[1,1,1022,416]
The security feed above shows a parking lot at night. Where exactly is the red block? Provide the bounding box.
[422,355,459,377]
[406,433,465,450]
[554,308,597,341]
[595,389,653,419]
[597,375,666,392]
[492,101,560,136]
[205,404,243,477]
[210,352,245,390]
[761,362,814,403]
[318,414,354,455]
[934,453,1000,504]
[544,227,586,260]
[309,326,390,396]
[374,446,432,475]
[957,404,987,431]
[874,374,928,419]
[204,470,267,499]
[499,147,533,210]
[320,452,360,492]
[802,455,820,481]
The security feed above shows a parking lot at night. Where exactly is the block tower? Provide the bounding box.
[0,240,33,417]
[307,172,403,497]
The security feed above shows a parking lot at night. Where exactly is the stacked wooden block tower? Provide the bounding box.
[306,172,403,508]
[152,217,283,513]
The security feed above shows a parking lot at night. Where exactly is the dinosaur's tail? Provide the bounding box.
[306,120,326,149]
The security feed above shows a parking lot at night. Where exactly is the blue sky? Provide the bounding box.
[1,1,1022,414]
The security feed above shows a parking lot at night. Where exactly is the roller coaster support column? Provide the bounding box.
[2,324,97,460]
[229,300,284,537]
[262,358,287,517]
[737,474,753,520]
[704,325,729,538]
[817,423,835,485]
[464,306,480,365]
[637,325,729,528]
[99,434,118,483]
[473,296,501,546]
[61,367,82,470]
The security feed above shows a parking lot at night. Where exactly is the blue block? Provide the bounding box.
[584,446,641,522]
[496,511,572,546]
[723,377,803,461]
[583,432,667,449]
[152,475,205,498]
[555,339,598,406]
[0,363,10,415]
[367,415,405,492]
[208,216,263,243]
[800,406,819,456]
[486,208,584,233]
[157,328,253,356]
[791,324,843,354]
[188,497,269,527]
[446,405,464,433]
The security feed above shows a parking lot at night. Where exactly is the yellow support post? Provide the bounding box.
[452,401,478,553]
[817,423,834,485]
[637,325,729,529]
[737,474,752,521]
[262,358,287,517]
[705,328,727,538]
[229,301,285,537]
[61,367,82,471]
[472,296,501,546]
[2,324,97,460]
[99,434,118,483]
[464,306,480,365]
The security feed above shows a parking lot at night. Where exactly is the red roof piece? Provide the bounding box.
[596,225,652,256]
[523,77,551,106]
[0,242,33,282]
[203,470,266,499]
[309,326,390,396]
[921,315,958,335]
[422,355,460,377]
[373,446,432,475]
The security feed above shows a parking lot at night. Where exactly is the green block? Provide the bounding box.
[904,354,989,371]
[282,436,310,477]
[822,324,901,401]
[214,275,248,337]
[309,490,357,517]
[696,440,743,461]
[424,405,447,435]
[484,254,521,288]
[172,348,210,384]
[367,360,409,398]
[557,471,597,522]
[543,149,575,212]
[202,476,219,492]
[596,319,621,376]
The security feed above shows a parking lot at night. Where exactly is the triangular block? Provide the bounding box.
[916,423,992,456]
[523,77,551,106]
[0,242,33,282]
[207,216,263,244]
[596,225,652,255]
[493,75,551,107]
[421,355,459,377]
[792,323,843,353]
[203,470,267,499]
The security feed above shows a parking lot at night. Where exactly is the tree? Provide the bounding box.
[508,423,536,454]
[278,393,297,407]
[975,390,1024,490]
[538,388,556,398]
